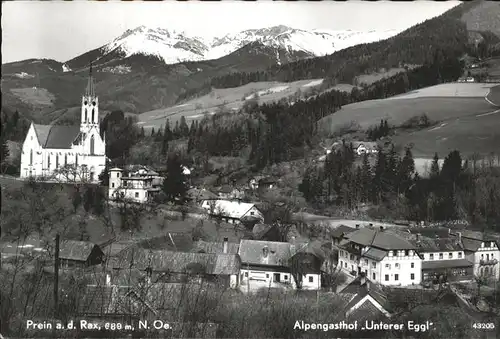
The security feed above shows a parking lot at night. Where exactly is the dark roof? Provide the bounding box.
[44,125,81,149]
[340,277,390,315]
[193,240,239,254]
[238,240,292,267]
[453,230,500,242]
[187,188,218,201]
[347,298,388,322]
[461,238,483,252]
[363,247,388,261]
[33,124,51,146]
[292,241,326,261]
[137,233,194,252]
[331,225,356,239]
[252,223,273,240]
[412,237,463,252]
[422,259,473,270]
[59,240,99,261]
[346,228,415,250]
[111,247,240,275]
[219,185,233,193]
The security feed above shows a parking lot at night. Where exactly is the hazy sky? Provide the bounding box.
[2,1,460,64]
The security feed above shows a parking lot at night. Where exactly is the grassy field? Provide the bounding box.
[10,87,56,107]
[354,66,419,86]
[319,83,500,158]
[138,79,324,129]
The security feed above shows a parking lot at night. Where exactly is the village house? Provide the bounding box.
[187,187,218,205]
[330,225,357,247]
[19,67,106,182]
[108,167,162,203]
[238,240,323,291]
[200,199,264,225]
[217,184,243,199]
[338,275,392,320]
[337,227,422,286]
[411,234,473,284]
[109,246,241,289]
[351,141,379,156]
[450,230,500,280]
[248,176,277,190]
[58,240,105,269]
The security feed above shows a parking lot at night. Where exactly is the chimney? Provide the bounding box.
[223,237,228,254]
[105,274,111,286]
[262,246,269,258]
[356,224,360,229]
[458,232,462,244]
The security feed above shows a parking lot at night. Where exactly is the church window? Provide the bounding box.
[75,154,78,166]
[92,101,96,106]
[92,109,95,123]
[84,108,88,122]
[64,154,67,166]
[56,154,59,168]
[84,101,88,105]
[30,149,33,165]
[90,135,95,155]
[48,155,51,168]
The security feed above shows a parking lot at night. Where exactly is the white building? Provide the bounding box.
[201,199,264,225]
[451,230,500,280]
[338,227,422,287]
[238,240,322,291]
[351,141,378,156]
[19,66,106,182]
[108,167,162,203]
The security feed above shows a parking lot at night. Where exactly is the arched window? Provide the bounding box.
[47,155,51,168]
[84,108,88,122]
[56,154,59,168]
[75,154,78,166]
[90,135,95,155]
[64,154,68,166]
[92,109,95,124]
[30,149,33,165]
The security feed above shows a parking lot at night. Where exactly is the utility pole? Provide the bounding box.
[54,234,60,320]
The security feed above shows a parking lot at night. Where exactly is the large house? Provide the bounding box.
[201,199,264,225]
[108,166,162,203]
[451,230,500,280]
[411,235,473,283]
[238,240,323,290]
[19,66,106,182]
[351,141,378,156]
[338,227,422,286]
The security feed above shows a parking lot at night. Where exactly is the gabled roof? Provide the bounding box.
[238,240,292,267]
[340,277,391,316]
[187,188,218,201]
[110,247,240,275]
[193,240,239,254]
[461,238,484,252]
[33,124,51,146]
[203,200,259,219]
[412,237,464,252]
[44,125,81,149]
[59,240,100,261]
[346,228,415,250]
[363,247,388,261]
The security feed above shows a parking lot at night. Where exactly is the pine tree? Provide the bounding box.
[162,153,188,204]
[429,153,440,179]
[179,116,189,138]
[0,137,10,167]
[360,153,372,203]
[398,145,415,194]
[151,128,155,137]
[372,148,386,204]
[139,126,145,138]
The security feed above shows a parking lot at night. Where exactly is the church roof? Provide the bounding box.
[33,123,81,149]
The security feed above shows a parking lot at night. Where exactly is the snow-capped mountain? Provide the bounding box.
[64,25,400,69]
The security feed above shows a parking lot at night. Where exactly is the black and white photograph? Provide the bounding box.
[1,1,500,338]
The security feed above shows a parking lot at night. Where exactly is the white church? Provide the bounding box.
[19,66,106,182]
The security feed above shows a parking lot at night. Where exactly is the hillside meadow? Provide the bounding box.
[319,83,500,158]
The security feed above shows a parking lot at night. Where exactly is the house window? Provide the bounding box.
[344,262,347,268]
[411,273,415,280]
[245,272,248,277]
[389,251,393,256]
[266,274,269,278]
[411,262,414,268]
[395,263,400,268]
[364,259,368,265]
[439,253,443,259]
[458,252,462,258]
[284,275,288,280]
[430,254,434,260]
[250,211,255,215]
[111,183,115,188]
[30,149,33,165]
[491,242,495,247]
[309,276,313,283]
[372,273,376,280]
[481,254,484,259]
[372,262,376,268]
[385,264,391,269]
[448,253,453,259]
[385,275,389,281]
[395,274,399,281]
[405,250,409,256]
[135,192,139,198]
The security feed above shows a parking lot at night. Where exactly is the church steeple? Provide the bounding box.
[85,62,96,97]
[81,61,99,130]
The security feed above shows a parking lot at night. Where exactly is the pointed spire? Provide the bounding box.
[85,61,95,97]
